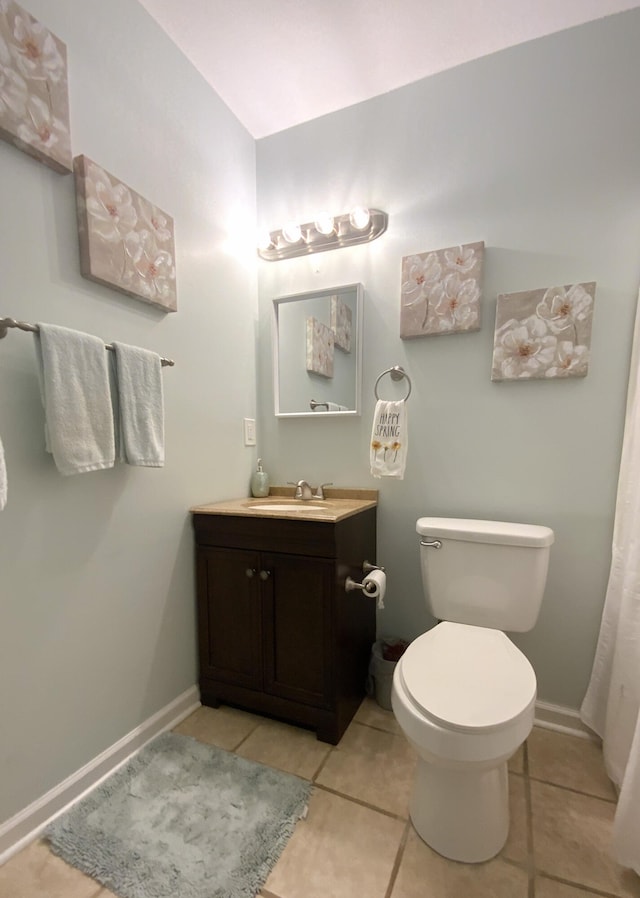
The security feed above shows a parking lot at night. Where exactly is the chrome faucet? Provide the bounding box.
[287,480,333,500]
[296,480,313,500]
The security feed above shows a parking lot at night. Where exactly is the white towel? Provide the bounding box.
[370,399,408,479]
[326,402,348,411]
[34,324,115,475]
[112,342,164,467]
[0,435,7,510]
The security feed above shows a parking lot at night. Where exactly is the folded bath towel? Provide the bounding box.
[34,324,115,475]
[370,399,408,479]
[112,342,164,467]
[0,435,7,510]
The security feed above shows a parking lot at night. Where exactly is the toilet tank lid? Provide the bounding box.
[416,517,554,547]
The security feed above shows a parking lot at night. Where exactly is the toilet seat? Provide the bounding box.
[399,621,536,734]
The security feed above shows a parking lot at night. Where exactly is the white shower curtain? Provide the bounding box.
[581,288,640,875]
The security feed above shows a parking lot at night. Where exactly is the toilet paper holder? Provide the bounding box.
[345,561,385,594]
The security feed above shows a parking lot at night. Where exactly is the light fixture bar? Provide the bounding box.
[257,208,388,261]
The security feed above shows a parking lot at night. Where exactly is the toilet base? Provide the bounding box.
[410,756,509,863]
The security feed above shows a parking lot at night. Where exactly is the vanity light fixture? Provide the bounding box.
[257,207,388,261]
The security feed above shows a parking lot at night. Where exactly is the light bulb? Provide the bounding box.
[282,221,302,244]
[349,206,371,230]
[257,230,273,251]
[314,213,335,236]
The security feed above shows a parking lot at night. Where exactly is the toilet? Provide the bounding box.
[391,517,554,864]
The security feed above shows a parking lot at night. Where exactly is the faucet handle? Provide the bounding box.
[287,480,302,498]
[313,482,333,500]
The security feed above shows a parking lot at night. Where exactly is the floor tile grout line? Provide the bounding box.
[310,744,335,782]
[311,781,409,821]
[230,720,264,753]
[354,718,400,737]
[536,871,630,898]
[527,775,617,804]
[522,741,537,898]
[384,820,411,898]
[501,855,532,874]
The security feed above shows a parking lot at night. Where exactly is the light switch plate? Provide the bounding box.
[243,417,256,446]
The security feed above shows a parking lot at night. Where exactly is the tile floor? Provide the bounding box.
[1,698,639,898]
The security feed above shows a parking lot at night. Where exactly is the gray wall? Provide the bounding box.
[0,0,257,824]
[256,9,640,710]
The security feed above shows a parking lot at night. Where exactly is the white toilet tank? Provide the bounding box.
[416,518,554,632]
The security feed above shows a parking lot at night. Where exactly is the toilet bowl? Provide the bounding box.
[391,517,554,864]
[391,621,536,862]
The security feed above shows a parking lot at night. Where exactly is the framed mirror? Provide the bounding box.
[273,283,363,417]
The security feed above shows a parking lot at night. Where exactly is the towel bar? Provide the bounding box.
[0,317,175,367]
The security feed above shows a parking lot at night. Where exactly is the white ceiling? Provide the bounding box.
[138,0,640,138]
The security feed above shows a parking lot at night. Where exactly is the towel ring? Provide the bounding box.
[374,366,412,401]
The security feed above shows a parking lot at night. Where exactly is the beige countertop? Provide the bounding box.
[190,487,378,523]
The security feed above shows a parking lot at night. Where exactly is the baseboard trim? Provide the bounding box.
[0,685,200,864]
[534,700,598,741]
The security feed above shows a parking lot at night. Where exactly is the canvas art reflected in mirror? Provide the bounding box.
[273,284,363,417]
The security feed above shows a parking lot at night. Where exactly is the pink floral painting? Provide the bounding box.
[400,241,484,338]
[74,155,177,312]
[306,317,334,378]
[0,1,72,173]
[491,282,596,381]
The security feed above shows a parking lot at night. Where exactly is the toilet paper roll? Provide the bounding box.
[363,569,386,609]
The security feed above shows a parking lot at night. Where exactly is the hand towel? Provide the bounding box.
[327,402,348,412]
[34,324,115,475]
[112,341,164,467]
[0,435,7,510]
[370,399,408,479]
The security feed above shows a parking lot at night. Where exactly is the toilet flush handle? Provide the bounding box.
[420,538,442,549]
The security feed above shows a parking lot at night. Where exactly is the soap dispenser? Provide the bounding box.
[251,458,270,498]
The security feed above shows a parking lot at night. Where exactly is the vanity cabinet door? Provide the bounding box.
[196,546,263,691]
[261,552,333,709]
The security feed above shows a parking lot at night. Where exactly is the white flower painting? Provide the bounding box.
[0,1,72,172]
[74,155,177,312]
[491,282,595,382]
[400,241,484,338]
[330,294,352,352]
[306,317,334,378]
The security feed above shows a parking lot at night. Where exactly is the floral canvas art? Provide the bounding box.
[0,1,72,173]
[400,241,484,338]
[330,294,352,352]
[491,282,595,381]
[74,155,177,312]
[306,317,334,378]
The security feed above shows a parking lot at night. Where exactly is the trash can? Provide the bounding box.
[369,637,410,711]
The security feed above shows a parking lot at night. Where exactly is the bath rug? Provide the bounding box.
[45,731,311,898]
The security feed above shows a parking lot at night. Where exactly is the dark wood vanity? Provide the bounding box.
[191,493,377,743]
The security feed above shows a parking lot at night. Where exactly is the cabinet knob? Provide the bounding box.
[245,568,256,578]
[259,569,271,581]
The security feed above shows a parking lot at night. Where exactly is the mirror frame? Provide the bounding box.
[272,283,363,418]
